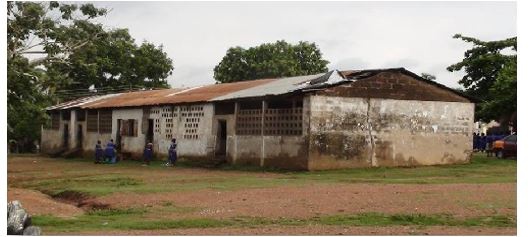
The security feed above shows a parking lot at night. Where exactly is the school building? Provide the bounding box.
[41,68,475,170]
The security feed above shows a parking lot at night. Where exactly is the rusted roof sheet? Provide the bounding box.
[211,71,347,101]
[47,68,473,111]
[81,88,184,109]
[81,79,274,109]
[46,94,121,111]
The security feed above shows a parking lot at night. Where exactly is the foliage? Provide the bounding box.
[214,40,329,83]
[7,2,174,151]
[420,73,436,81]
[447,34,517,122]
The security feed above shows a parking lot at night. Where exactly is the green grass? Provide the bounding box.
[9,153,516,198]
[289,153,516,184]
[32,211,516,234]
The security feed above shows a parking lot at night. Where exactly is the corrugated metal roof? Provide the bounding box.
[47,68,473,111]
[81,79,275,109]
[81,88,184,109]
[46,93,122,111]
[211,72,334,101]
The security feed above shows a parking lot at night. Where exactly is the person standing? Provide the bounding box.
[104,139,116,164]
[473,133,479,151]
[94,140,103,164]
[479,133,487,153]
[143,141,154,166]
[166,138,177,166]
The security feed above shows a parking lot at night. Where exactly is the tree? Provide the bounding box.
[447,34,517,123]
[420,73,436,81]
[214,40,329,83]
[7,2,174,151]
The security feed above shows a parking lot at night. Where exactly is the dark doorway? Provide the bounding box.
[77,124,83,149]
[63,124,69,148]
[115,119,122,152]
[216,120,227,159]
[147,119,154,143]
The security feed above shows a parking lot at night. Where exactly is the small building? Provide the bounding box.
[41,68,475,170]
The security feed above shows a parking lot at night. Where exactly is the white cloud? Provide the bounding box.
[92,1,516,89]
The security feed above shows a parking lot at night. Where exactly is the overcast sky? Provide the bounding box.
[91,1,516,89]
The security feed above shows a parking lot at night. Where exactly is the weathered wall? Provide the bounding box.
[226,96,311,170]
[321,71,470,103]
[41,111,70,155]
[148,104,215,160]
[308,95,474,170]
[40,128,63,154]
[112,108,146,157]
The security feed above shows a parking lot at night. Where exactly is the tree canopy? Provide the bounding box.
[420,73,436,81]
[7,1,174,151]
[214,40,329,83]
[447,34,517,123]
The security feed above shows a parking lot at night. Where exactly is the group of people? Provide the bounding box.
[94,139,118,164]
[473,133,506,153]
[94,138,178,166]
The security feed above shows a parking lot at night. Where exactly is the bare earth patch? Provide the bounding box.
[73,225,516,236]
[7,188,83,218]
[8,155,516,235]
[97,182,516,219]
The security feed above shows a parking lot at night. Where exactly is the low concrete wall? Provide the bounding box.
[308,95,474,170]
[40,128,63,154]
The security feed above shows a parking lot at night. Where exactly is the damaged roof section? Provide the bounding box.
[46,93,122,111]
[82,88,185,109]
[46,68,474,111]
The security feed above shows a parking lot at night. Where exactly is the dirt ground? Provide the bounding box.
[7,155,516,235]
[7,188,84,218]
[74,225,517,236]
[96,183,515,219]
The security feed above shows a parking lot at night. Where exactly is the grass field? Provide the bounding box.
[7,153,516,235]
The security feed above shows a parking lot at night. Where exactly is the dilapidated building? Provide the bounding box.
[41,68,475,170]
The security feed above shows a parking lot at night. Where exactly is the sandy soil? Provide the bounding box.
[7,188,84,218]
[7,155,516,235]
[70,225,517,236]
[95,182,516,219]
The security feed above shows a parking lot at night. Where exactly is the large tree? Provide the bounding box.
[214,40,329,83]
[447,34,517,123]
[7,1,174,151]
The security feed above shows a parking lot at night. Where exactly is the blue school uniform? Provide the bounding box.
[168,142,177,165]
[95,144,103,163]
[143,143,153,164]
[104,142,116,163]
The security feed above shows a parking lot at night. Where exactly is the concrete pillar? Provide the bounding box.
[233,102,239,164]
[69,110,77,150]
[260,100,266,167]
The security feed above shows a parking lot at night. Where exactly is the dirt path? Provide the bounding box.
[96,182,516,219]
[7,188,83,218]
[70,225,517,236]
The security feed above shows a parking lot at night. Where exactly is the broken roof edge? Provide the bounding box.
[45,93,123,111]
[341,67,478,103]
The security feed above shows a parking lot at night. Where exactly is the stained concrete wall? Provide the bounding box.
[112,108,146,157]
[225,96,311,170]
[41,111,71,154]
[40,128,63,154]
[308,95,474,170]
[148,104,215,161]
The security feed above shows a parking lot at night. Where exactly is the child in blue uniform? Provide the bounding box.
[143,142,153,166]
[166,138,177,166]
[104,139,117,164]
[94,140,103,164]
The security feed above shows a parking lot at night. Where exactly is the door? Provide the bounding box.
[115,119,122,152]
[77,124,83,149]
[216,120,227,158]
[63,124,69,148]
[146,119,154,143]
